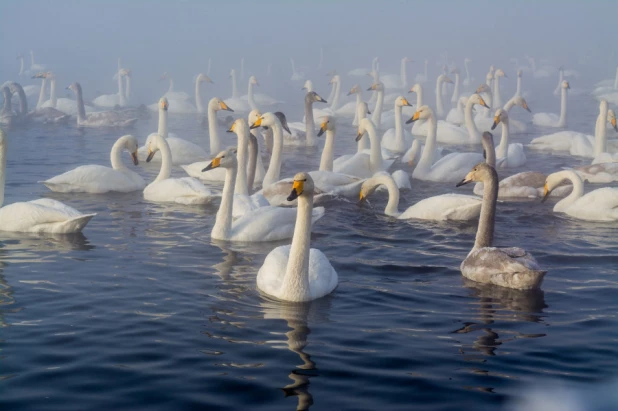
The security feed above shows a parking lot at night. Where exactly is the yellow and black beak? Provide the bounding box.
[479,97,489,109]
[131,151,139,166]
[456,171,474,187]
[250,117,263,129]
[359,190,366,202]
[367,84,376,91]
[161,100,169,111]
[227,122,236,133]
[355,130,364,142]
[146,149,156,162]
[541,183,551,203]
[202,157,221,172]
[402,98,412,107]
[287,179,305,201]
[612,117,617,132]
[406,111,421,124]
[317,121,328,137]
[522,102,531,113]
[316,94,327,103]
[491,115,500,130]
[220,101,234,112]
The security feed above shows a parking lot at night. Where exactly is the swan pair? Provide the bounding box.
[0,130,95,234]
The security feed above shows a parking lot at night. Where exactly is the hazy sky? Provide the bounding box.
[1,0,616,102]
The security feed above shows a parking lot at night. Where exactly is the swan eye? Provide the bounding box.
[221,155,225,158]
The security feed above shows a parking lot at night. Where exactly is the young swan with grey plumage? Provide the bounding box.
[257,172,338,302]
[456,163,546,290]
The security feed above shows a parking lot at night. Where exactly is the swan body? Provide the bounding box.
[543,170,618,221]
[143,133,216,205]
[532,80,569,127]
[360,172,481,221]
[381,57,412,90]
[457,163,546,290]
[92,68,127,108]
[33,72,95,115]
[67,82,137,127]
[0,130,95,233]
[42,135,145,193]
[446,96,468,125]
[409,105,484,182]
[574,162,618,184]
[257,172,337,302]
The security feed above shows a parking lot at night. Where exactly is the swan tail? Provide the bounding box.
[121,118,139,127]
[52,213,96,233]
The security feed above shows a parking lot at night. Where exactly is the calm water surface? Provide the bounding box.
[1,83,617,410]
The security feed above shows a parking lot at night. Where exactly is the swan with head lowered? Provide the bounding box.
[542,170,618,221]
[407,105,484,182]
[456,162,546,290]
[360,172,481,221]
[67,82,138,127]
[143,132,216,205]
[138,98,210,164]
[257,172,337,302]
[41,135,145,193]
[532,80,569,127]
[204,151,325,242]
[0,130,95,233]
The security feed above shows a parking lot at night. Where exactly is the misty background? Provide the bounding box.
[1,0,616,107]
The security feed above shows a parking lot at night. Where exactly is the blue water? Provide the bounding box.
[1,82,617,410]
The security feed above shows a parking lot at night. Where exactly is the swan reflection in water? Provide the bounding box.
[261,296,333,411]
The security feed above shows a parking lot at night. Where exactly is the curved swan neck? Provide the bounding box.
[503,97,516,112]
[208,103,220,154]
[475,168,498,250]
[158,105,168,138]
[464,99,481,143]
[264,122,283,186]
[36,77,47,109]
[451,72,460,103]
[154,136,173,182]
[231,70,239,99]
[418,113,437,168]
[482,134,496,168]
[319,128,336,172]
[213,164,237,239]
[558,85,568,127]
[195,78,204,113]
[376,174,400,216]
[554,170,584,212]
[246,133,258,192]
[74,84,87,122]
[110,136,130,170]
[234,124,249,196]
[305,98,317,146]
[282,192,313,302]
[0,137,6,207]
[12,84,27,114]
[371,88,384,128]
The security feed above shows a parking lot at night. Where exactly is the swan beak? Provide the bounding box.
[206,77,214,84]
[316,94,327,103]
[491,116,499,130]
[355,131,364,142]
[541,183,551,203]
[287,180,304,201]
[227,122,235,133]
[347,91,353,96]
[317,121,327,137]
[611,117,617,131]
[220,101,234,112]
[160,100,169,111]
[406,111,420,124]
[146,149,156,163]
[444,77,453,84]
[522,102,531,113]
[367,84,376,91]
[131,151,139,166]
[367,108,371,114]
[359,190,366,202]
[402,98,412,107]
[482,149,487,160]
[250,117,263,129]
[202,157,221,172]
[479,97,489,109]
[302,86,307,90]
[456,171,474,187]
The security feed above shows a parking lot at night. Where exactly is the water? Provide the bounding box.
[1,86,617,410]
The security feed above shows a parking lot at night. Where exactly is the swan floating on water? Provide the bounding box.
[532,80,569,128]
[67,82,138,127]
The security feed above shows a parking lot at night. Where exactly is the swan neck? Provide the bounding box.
[319,129,335,172]
[367,121,381,173]
[515,76,522,96]
[614,67,618,89]
[558,86,567,127]
[415,85,423,107]
[503,98,515,112]
[371,89,384,128]
[195,79,204,113]
[305,99,316,146]
[282,193,313,302]
[555,170,584,211]
[418,114,437,168]
[154,136,173,182]
[110,137,129,170]
[493,77,502,107]
[234,126,249,196]
[330,79,340,111]
[264,123,283,187]
[382,176,401,216]
[394,104,403,146]
[158,106,168,138]
[247,80,256,110]
[125,75,131,101]
[36,77,47,109]
[118,72,127,106]
[75,84,86,122]
[451,73,460,102]
[213,164,237,239]
[49,76,57,107]
[475,169,498,250]
[208,106,220,154]
[496,121,509,159]
[464,99,480,143]
[13,84,27,114]
[435,78,444,116]
[246,133,258,192]
[595,104,608,157]
[401,59,408,88]
[0,140,6,208]
[18,57,24,76]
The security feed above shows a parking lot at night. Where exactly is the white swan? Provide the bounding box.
[36,72,94,115]
[301,80,313,92]
[492,69,506,108]
[360,172,481,221]
[527,56,555,79]
[514,69,524,97]
[195,73,214,114]
[242,75,280,108]
[380,96,414,153]
[138,98,208,164]
[456,162,546,290]
[204,152,325,241]
[408,105,484,182]
[285,91,327,147]
[381,57,412,90]
[435,74,453,118]
[160,72,191,101]
[290,58,305,81]
[0,130,95,233]
[247,109,266,186]
[143,133,216,205]
[26,50,46,74]
[450,66,461,105]
[67,83,138,127]
[542,170,618,221]
[446,95,468,125]
[42,135,145,193]
[348,57,377,76]
[532,80,569,127]
[334,84,362,123]
[491,109,527,168]
[251,112,287,187]
[368,81,385,129]
[92,67,127,108]
[257,172,337,302]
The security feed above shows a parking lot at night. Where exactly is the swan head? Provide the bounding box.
[66,82,81,94]
[31,71,48,79]
[542,171,574,202]
[359,172,390,202]
[562,80,570,90]
[317,116,336,137]
[0,129,5,146]
[145,133,168,162]
[229,68,236,78]
[301,79,313,91]
[226,118,248,136]
[273,112,292,134]
[326,69,338,77]
[209,97,234,112]
[347,84,361,96]
[248,109,262,125]
[306,91,327,105]
[437,74,453,84]
[406,105,433,124]
[249,76,259,86]
[356,118,376,141]
[287,172,314,202]
[160,72,170,81]
[486,71,494,81]
[158,97,169,111]
[357,101,371,118]
[367,82,384,91]
[512,96,531,112]
[495,69,506,78]
[456,162,496,187]
[517,69,523,78]
[120,135,140,165]
[608,109,617,131]
[491,109,508,130]
[489,65,495,73]
[476,84,490,94]
[120,68,132,78]
[403,57,412,63]
[408,83,422,94]
[202,149,237,172]
[329,74,341,84]
[450,66,460,75]
[395,96,412,108]
[197,73,213,84]
[469,93,490,109]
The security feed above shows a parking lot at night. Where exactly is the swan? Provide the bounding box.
[414,59,429,83]
[257,172,337,302]
[491,109,527,168]
[333,84,362,124]
[492,69,506,108]
[514,69,524,97]
[380,96,414,153]
[67,83,138,127]
[592,66,618,103]
[247,109,266,187]
[195,73,214,114]
[301,80,313,92]
[446,95,468,125]
[35,72,95,115]
[243,75,280,107]
[348,57,378,76]
[526,56,555,79]
[529,99,614,157]
[0,130,95,233]
[574,161,618,184]
[5,83,28,124]
[333,118,394,178]
[41,135,145,193]
[160,72,191,101]
[92,67,127,108]
[285,91,327,147]
[139,97,209,164]
[532,80,569,127]
[290,58,305,81]
[26,50,46,75]
[407,105,484,182]
[381,57,412,90]
[542,170,618,221]
[204,151,325,241]
[456,162,546,290]
[463,58,474,87]
[450,67,461,105]
[251,112,287,187]
[474,132,571,199]
[0,87,16,126]
[368,82,385,129]
[143,133,216,205]
[360,172,481,221]
[435,74,453,118]
[180,97,236,177]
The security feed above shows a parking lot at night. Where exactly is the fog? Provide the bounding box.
[1,0,616,105]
